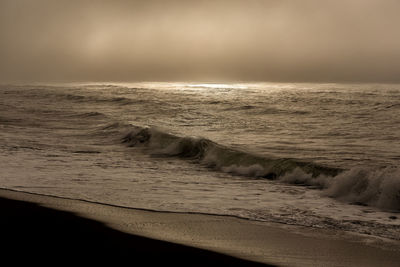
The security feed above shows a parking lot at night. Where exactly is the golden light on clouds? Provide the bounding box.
[1,0,400,82]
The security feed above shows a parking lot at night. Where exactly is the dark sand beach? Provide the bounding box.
[0,191,269,266]
[1,188,400,266]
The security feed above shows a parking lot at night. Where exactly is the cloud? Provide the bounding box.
[1,0,399,82]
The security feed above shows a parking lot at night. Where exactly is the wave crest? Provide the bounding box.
[122,127,341,179]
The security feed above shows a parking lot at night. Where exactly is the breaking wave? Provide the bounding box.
[121,127,400,211]
[121,127,341,178]
[324,167,400,210]
[279,166,400,210]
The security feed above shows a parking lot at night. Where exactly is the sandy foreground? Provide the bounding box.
[1,188,400,266]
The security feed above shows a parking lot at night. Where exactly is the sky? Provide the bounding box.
[1,0,400,83]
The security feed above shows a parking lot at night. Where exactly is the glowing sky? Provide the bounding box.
[1,0,400,82]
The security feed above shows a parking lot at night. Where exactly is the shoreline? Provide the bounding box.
[0,188,268,266]
[1,188,400,266]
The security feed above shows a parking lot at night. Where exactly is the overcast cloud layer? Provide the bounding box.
[1,0,400,83]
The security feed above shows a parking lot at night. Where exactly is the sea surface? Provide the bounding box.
[1,82,399,242]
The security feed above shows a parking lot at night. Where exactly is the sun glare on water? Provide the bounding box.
[188,83,248,89]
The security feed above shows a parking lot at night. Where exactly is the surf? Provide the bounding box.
[121,126,400,211]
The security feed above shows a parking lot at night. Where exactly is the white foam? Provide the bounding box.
[279,167,331,188]
[325,167,400,210]
[221,164,265,177]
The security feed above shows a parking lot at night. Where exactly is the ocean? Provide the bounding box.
[1,82,399,242]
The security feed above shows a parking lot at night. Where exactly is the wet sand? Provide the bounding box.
[1,188,400,266]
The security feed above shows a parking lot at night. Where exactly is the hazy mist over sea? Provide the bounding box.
[1,0,400,83]
[1,0,400,250]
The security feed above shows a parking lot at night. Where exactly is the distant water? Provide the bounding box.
[1,82,399,241]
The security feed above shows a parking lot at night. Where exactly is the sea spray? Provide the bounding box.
[324,167,400,210]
